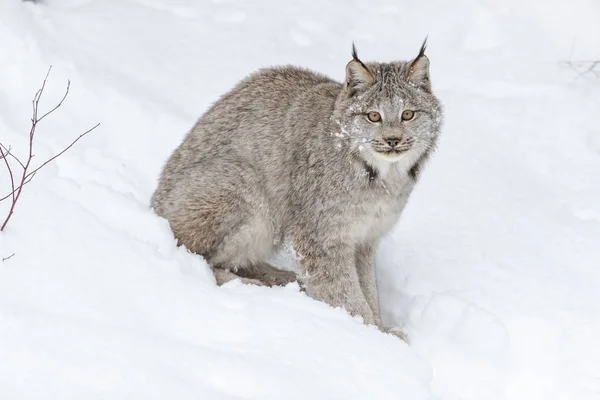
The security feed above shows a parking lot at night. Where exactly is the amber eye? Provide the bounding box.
[401,110,415,121]
[367,111,381,123]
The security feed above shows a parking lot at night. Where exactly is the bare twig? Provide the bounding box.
[0,146,16,205]
[27,123,99,176]
[0,124,98,203]
[0,170,38,203]
[2,253,15,262]
[560,59,600,80]
[0,144,26,169]
[0,66,100,231]
[559,39,600,81]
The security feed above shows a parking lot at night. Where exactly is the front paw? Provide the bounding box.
[346,300,376,325]
[384,326,409,343]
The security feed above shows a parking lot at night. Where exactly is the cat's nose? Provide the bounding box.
[385,138,401,148]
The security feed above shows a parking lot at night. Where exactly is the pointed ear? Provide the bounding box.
[345,43,374,95]
[406,38,431,92]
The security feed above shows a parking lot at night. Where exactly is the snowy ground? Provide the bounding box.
[1,0,600,399]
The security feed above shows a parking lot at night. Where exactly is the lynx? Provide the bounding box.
[152,40,443,337]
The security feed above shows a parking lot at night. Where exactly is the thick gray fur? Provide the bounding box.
[151,41,443,336]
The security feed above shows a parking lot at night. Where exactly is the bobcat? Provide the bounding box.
[151,40,443,337]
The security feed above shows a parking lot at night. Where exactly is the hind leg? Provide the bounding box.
[210,220,296,287]
[236,262,298,287]
[212,267,265,287]
[207,223,297,288]
[153,167,292,286]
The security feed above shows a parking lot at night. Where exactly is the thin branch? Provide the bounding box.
[0,172,35,202]
[0,123,99,203]
[2,253,15,262]
[586,60,600,78]
[0,144,26,169]
[0,146,16,204]
[24,123,99,178]
[32,66,52,125]
[37,80,70,124]
[560,59,600,81]
[0,189,15,202]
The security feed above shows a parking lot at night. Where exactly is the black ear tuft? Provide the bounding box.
[409,37,428,72]
[418,37,428,58]
[345,42,375,95]
[406,37,431,92]
[352,42,359,61]
[351,42,369,71]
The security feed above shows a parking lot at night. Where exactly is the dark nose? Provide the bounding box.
[385,138,401,148]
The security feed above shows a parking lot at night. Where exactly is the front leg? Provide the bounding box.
[355,243,382,326]
[297,241,374,325]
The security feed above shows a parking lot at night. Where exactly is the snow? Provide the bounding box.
[1,0,599,399]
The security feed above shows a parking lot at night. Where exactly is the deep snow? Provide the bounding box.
[1,0,600,399]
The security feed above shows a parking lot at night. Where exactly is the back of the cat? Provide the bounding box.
[152,66,332,202]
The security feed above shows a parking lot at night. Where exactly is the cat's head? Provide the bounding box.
[333,40,443,178]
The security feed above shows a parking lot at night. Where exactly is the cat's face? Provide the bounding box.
[333,44,443,173]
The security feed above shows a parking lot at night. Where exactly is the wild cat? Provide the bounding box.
[151,40,443,337]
